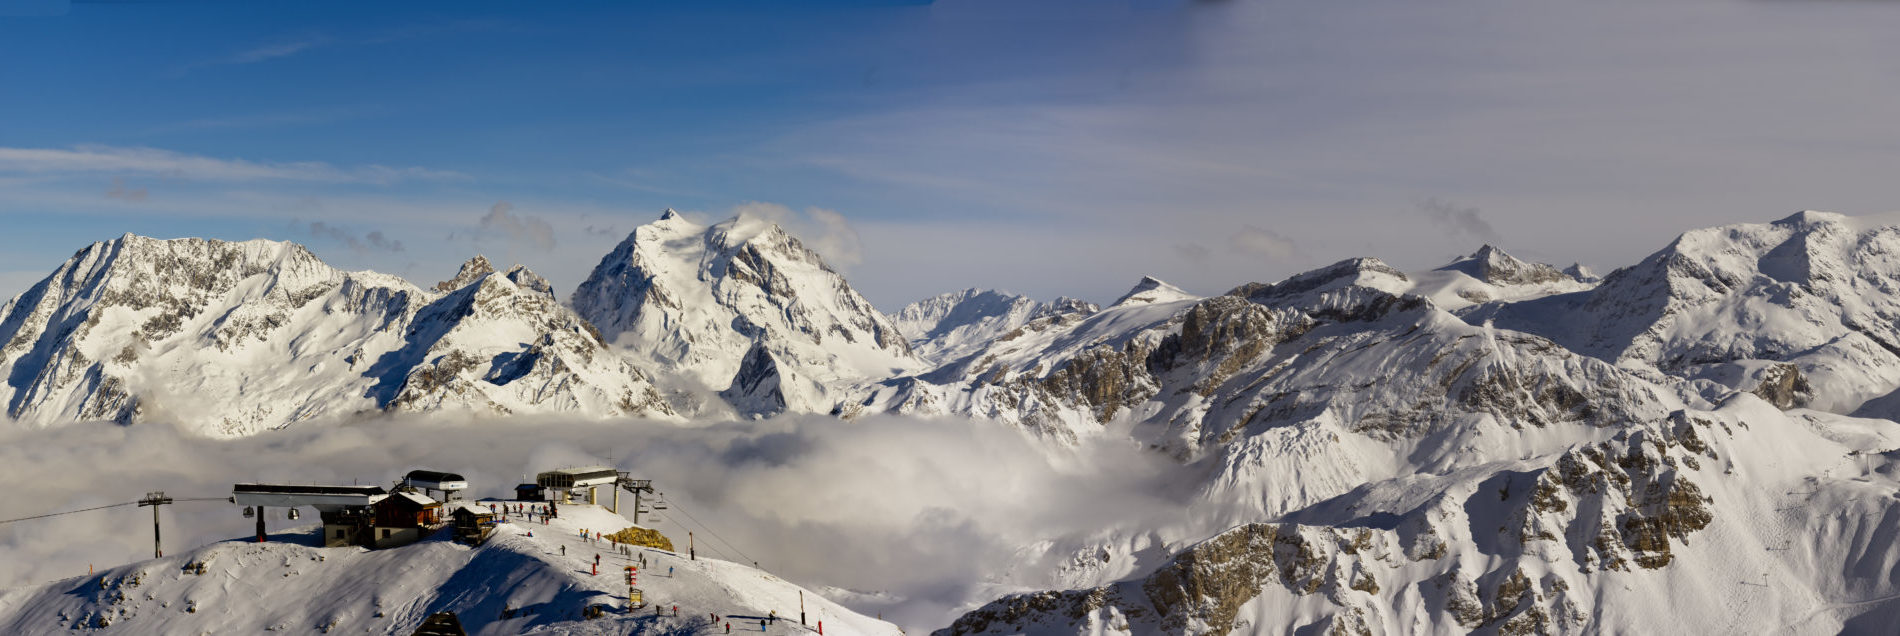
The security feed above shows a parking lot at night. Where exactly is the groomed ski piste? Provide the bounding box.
[0,501,900,636]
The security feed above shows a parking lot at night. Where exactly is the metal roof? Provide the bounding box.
[405,470,466,483]
[539,465,617,478]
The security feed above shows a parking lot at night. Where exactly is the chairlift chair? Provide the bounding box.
[287,508,301,521]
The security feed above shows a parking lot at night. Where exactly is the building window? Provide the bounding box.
[382,529,391,539]
[334,530,343,539]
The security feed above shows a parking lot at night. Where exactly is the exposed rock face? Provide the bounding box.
[0,236,673,436]
[605,526,675,552]
[434,255,495,292]
[942,413,1731,636]
[1749,363,1811,410]
[571,210,920,414]
[720,341,795,417]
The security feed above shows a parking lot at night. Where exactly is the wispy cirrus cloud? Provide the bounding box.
[0,145,467,184]
[228,37,329,64]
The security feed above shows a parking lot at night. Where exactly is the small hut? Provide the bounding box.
[372,491,442,549]
[452,506,496,546]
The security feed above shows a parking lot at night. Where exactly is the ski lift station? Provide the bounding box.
[403,469,468,501]
[535,466,618,505]
[228,465,657,550]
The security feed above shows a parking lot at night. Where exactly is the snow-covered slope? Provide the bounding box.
[893,289,1096,365]
[940,396,1900,636]
[0,236,674,436]
[0,502,898,636]
[1406,245,1595,311]
[571,210,919,416]
[1478,210,1900,413]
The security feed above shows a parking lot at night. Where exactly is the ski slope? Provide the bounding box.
[0,502,899,636]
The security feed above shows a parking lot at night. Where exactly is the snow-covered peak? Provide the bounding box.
[1482,210,1900,413]
[1110,276,1196,308]
[1436,244,1572,286]
[572,211,918,415]
[895,289,1100,365]
[1227,257,1410,308]
[435,255,497,292]
[0,233,675,434]
[1564,262,1599,283]
[1772,209,1850,230]
[502,264,553,299]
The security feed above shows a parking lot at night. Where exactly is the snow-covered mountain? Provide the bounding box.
[1406,245,1595,311]
[0,235,674,436]
[893,288,1096,365]
[10,210,1900,633]
[571,210,919,416]
[1477,210,1900,414]
[0,503,898,636]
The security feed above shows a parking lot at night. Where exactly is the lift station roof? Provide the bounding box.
[405,469,469,491]
[535,466,618,489]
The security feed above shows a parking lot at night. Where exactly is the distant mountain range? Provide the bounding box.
[6,210,1900,633]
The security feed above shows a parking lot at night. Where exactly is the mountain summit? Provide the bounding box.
[571,211,918,415]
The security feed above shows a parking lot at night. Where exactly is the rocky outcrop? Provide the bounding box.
[1749,363,1811,410]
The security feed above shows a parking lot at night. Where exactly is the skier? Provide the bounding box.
[760,619,767,631]
[561,545,566,556]
[668,566,674,577]
[725,623,731,634]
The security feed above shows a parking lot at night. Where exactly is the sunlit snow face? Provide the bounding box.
[0,414,1192,630]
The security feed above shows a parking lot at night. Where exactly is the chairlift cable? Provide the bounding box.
[0,496,226,526]
[666,500,757,566]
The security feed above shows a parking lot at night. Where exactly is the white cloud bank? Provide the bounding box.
[0,414,1191,631]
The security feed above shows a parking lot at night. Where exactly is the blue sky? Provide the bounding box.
[5,0,1900,307]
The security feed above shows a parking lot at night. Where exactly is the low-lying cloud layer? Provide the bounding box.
[0,414,1190,631]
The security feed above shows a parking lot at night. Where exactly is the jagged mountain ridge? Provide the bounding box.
[0,235,674,436]
[1477,210,1900,414]
[7,211,1900,633]
[909,213,1900,635]
[893,288,1097,365]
